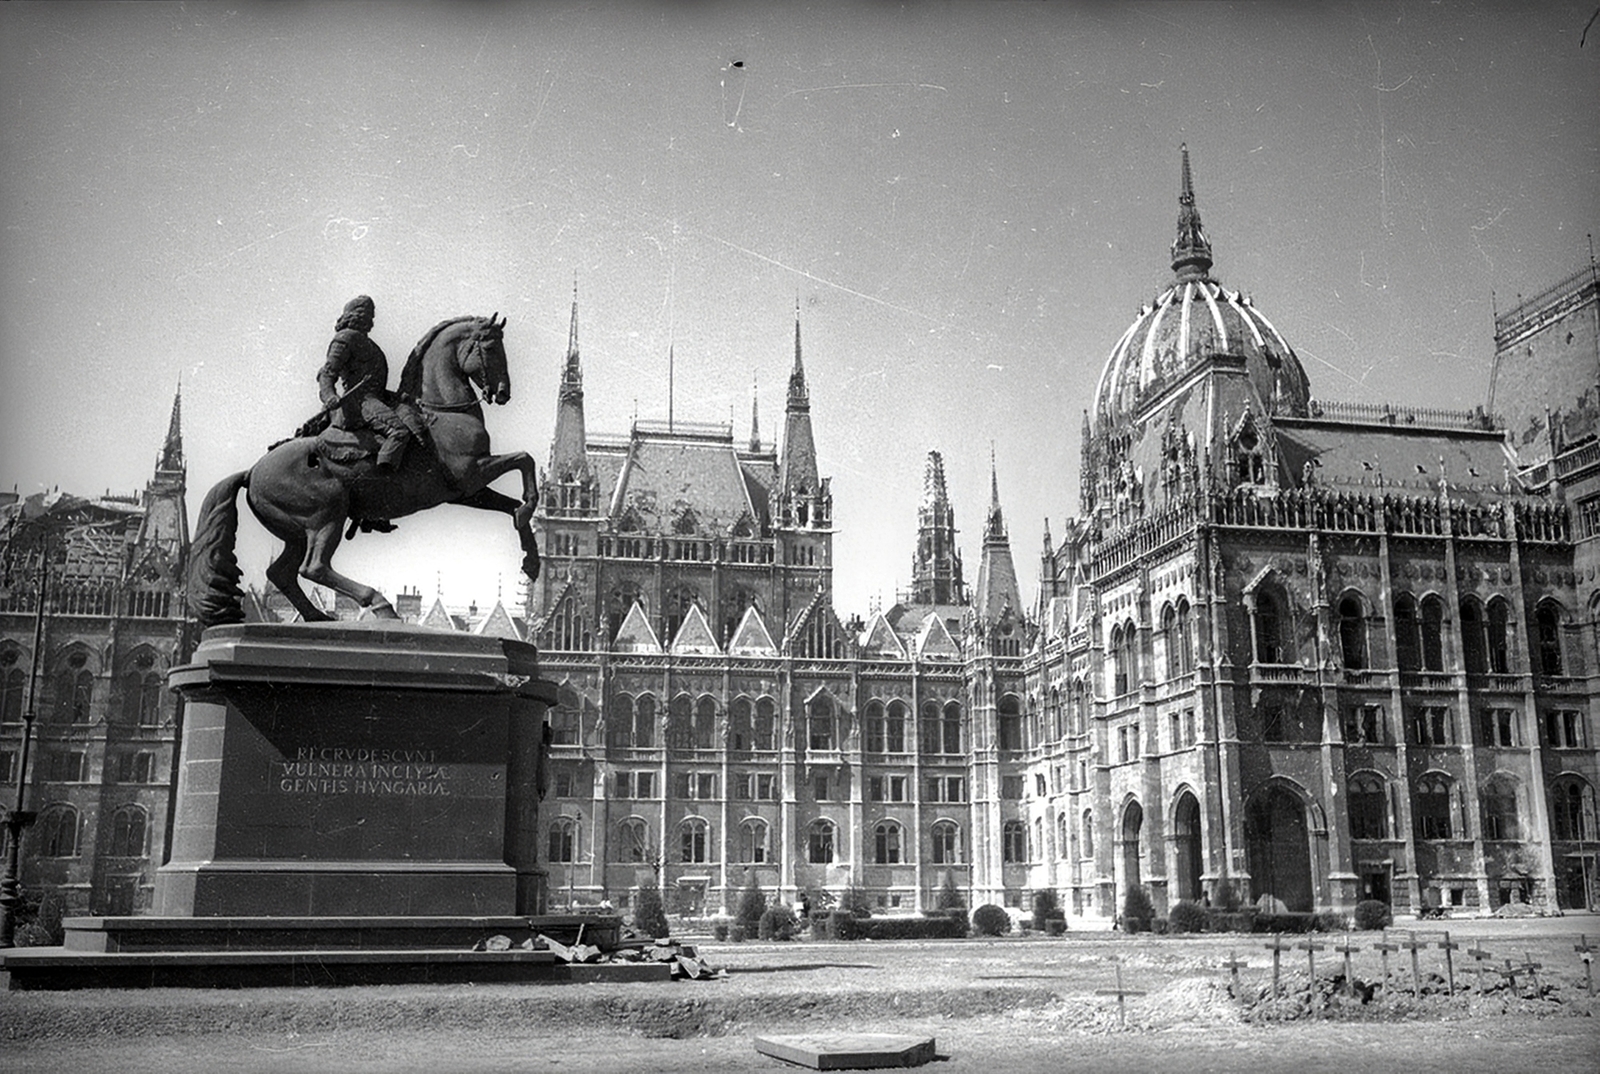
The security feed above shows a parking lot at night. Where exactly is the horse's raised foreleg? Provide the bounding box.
[469,450,539,527]
[452,485,540,582]
[265,530,329,623]
[299,518,399,619]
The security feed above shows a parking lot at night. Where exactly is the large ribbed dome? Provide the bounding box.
[1091,147,1311,429]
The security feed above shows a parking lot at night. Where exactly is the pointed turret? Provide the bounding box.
[136,382,189,565]
[1170,143,1213,281]
[546,285,596,513]
[972,454,1023,628]
[779,312,818,494]
[750,375,761,452]
[910,450,965,605]
[157,382,184,478]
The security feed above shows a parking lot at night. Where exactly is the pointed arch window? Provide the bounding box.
[874,820,903,864]
[1460,599,1487,674]
[39,805,81,857]
[1057,813,1070,860]
[1414,773,1457,840]
[551,686,582,746]
[1481,777,1520,841]
[544,591,590,652]
[1337,595,1368,670]
[1081,810,1095,859]
[738,818,769,863]
[613,818,649,863]
[1551,778,1596,841]
[1253,586,1288,664]
[1347,773,1388,840]
[807,695,836,752]
[931,820,961,865]
[1419,596,1445,671]
[1002,819,1028,864]
[1,659,24,724]
[54,653,94,724]
[1486,598,1511,673]
[997,694,1023,753]
[667,695,694,751]
[607,694,636,748]
[547,817,579,862]
[885,700,907,753]
[753,697,776,750]
[108,805,147,858]
[1394,594,1420,671]
[679,817,710,863]
[807,819,836,864]
[693,696,717,749]
[1534,602,1565,677]
[863,700,886,754]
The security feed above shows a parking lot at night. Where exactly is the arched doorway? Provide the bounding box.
[1245,785,1313,911]
[1173,792,1203,902]
[1121,800,1144,891]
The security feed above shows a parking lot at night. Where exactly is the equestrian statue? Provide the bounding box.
[187,300,540,628]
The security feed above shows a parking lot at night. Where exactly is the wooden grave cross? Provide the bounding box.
[1436,931,1459,996]
[1576,934,1595,998]
[1372,932,1400,992]
[1295,936,1326,1010]
[1221,950,1249,997]
[1520,952,1543,997]
[1498,958,1521,997]
[1466,944,1493,994]
[1332,931,1362,997]
[1401,930,1429,999]
[1264,933,1293,997]
[1095,960,1146,1028]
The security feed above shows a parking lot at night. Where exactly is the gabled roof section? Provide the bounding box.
[785,591,849,659]
[727,605,778,656]
[474,599,522,640]
[606,425,765,535]
[611,600,662,654]
[858,611,909,659]
[420,596,457,631]
[669,603,721,655]
[915,611,962,660]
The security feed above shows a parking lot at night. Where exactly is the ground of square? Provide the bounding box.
[752,1033,938,1070]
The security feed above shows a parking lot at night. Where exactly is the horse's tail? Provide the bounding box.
[187,470,250,628]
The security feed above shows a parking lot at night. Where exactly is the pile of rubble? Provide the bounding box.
[468,932,726,980]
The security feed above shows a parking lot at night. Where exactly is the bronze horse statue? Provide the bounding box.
[188,314,539,627]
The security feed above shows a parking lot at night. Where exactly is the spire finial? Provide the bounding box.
[1170,143,1213,280]
[788,306,809,409]
[750,374,761,451]
[560,280,583,399]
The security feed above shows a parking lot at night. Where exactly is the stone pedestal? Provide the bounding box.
[154,621,557,918]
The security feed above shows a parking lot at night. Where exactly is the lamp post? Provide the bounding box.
[0,529,51,948]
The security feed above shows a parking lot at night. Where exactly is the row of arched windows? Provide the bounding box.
[595,692,966,754]
[548,817,968,867]
[1346,770,1595,843]
[25,804,147,858]
[1271,586,1571,676]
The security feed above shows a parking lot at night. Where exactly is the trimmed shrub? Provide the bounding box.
[924,907,968,935]
[1168,899,1208,934]
[1122,884,1154,932]
[1353,899,1392,931]
[759,904,798,941]
[710,917,731,941]
[856,916,967,941]
[1251,911,1318,934]
[1045,917,1068,936]
[972,904,1011,937]
[1213,878,1243,913]
[1203,909,1257,933]
[1031,889,1060,932]
[729,923,749,942]
[634,886,670,939]
[1313,910,1349,933]
[736,877,767,932]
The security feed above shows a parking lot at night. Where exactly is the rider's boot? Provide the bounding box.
[376,432,409,472]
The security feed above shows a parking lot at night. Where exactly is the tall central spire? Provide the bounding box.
[779,308,818,495]
[1170,143,1214,280]
[910,450,964,605]
[559,282,583,401]
[548,284,595,500]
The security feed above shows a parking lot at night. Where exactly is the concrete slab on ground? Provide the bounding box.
[752,1032,937,1070]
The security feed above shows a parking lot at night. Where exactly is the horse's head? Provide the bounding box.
[464,313,510,406]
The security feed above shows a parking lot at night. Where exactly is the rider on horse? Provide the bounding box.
[316,295,427,472]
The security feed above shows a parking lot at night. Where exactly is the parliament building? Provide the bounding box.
[3,151,1597,921]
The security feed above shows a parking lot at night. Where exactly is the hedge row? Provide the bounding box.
[809,910,968,941]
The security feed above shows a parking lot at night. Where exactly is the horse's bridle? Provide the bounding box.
[417,323,502,412]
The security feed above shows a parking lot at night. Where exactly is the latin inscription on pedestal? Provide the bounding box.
[156,622,553,918]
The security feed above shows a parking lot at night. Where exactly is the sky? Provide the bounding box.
[2,1,1597,620]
